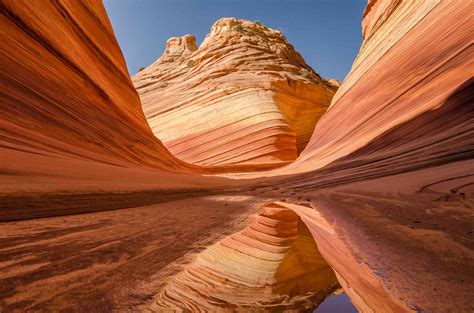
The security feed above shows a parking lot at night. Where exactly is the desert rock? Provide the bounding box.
[133,18,337,168]
[0,1,472,312]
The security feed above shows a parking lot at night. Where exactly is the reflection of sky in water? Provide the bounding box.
[314,293,358,313]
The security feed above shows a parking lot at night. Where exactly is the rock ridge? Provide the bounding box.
[134,17,337,168]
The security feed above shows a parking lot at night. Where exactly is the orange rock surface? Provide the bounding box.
[151,202,339,311]
[284,0,473,184]
[0,0,473,312]
[0,0,205,194]
[133,18,337,168]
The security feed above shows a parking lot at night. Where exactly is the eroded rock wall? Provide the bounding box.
[134,18,337,169]
[1,1,472,312]
[285,0,473,191]
[0,0,201,193]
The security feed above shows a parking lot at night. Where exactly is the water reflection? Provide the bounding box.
[149,204,348,312]
[149,203,357,311]
[315,292,358,313]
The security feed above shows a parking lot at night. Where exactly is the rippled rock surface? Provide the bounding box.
[0,0,472,312]
[133,18,337,169]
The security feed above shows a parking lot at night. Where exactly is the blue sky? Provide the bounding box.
[104,0,366,81]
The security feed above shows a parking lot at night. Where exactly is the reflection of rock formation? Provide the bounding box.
[151,202,339,311]
[282,201,410,312]
[0,0,473,312]
[133,18,337,168]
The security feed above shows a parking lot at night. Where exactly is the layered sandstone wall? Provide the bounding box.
[0,0,221,193]
[0,0,186,176]
[1,0,473,312]
[285,0,473,192]
[133,18,337,169]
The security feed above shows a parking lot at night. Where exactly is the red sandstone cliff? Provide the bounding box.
[0,1,472,312]
[133,18,337,169]
[0,0,210,194]
[285,0,473,189]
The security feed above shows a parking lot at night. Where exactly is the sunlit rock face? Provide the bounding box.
[0,0,198,193]
[133,18,337,169]
[150,202,339,311]
[270,1,473,311]
[285,0,474,190]
[1,0,472,312]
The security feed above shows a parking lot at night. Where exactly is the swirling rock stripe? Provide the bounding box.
[285,0,473,186]
[149,203,339,311]
[134,18,337,169]
[0,0,185,179]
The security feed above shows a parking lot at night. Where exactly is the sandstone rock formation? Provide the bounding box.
[133,18,337,169]
[284,0,474,184]
[145,1,474,311]
[0,0,473,312]
[0,0,180,164]
[0,0,205,195]
[151,202,339,311]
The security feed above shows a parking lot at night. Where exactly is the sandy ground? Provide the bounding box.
[315,191,474,312]
[0,190,268,311]
[0,182,472,312]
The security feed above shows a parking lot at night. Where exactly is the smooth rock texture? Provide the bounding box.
[0,0,203,194]
[284,0,474,183]
[1,1,473,312]
[150,202,339,311]
[133,18,337,169]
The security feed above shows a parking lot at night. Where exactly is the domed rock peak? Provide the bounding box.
[201,18,314,70]
[158,34,198,64]
[134,18,337,169]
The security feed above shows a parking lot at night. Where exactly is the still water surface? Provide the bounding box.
[314,293,358,313]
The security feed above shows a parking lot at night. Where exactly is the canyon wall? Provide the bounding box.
[283,0,473,194]
[272,1,474,310]
[1,0,473,312]
[148,1,474,311]
[134,18,337,169]
[0,0,210,193]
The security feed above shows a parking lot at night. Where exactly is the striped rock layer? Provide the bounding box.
[150,203,339,311]
[1,0,473,312]
[0,0,206,194]
[133,18,338,169]
[284,0,474,186]
[148,1,474,311]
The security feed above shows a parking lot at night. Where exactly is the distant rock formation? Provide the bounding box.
[133,18,337,169]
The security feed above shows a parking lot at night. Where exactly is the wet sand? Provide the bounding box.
[1,184,472,311]
[0,192,266,311]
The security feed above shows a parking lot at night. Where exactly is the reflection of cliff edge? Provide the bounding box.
[0,0,473,312]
